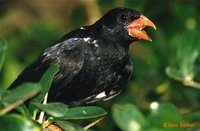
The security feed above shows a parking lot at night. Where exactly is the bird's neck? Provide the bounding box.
[89,24,131,51]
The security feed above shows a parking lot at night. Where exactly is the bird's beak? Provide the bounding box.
[127,15,156,41]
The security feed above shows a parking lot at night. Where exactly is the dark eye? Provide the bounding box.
[120,14,127,22]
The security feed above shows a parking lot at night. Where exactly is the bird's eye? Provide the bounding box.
[120,14,127,22]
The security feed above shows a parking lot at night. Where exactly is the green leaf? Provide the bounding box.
[55,120,85,131]
[0,40,7,71]
[112,104,148,131]
[34,102,107,120]
[166,30,200,82]
[148,103,182,128]
[0,114,41,131]
[0,83,41,115]
[33,102,68,118]
[30,64,59,104]
[28,64,59,118]
[1,83,41,106]
[0,88,9,101]
[183,110,200,122]
[61,106,107,120]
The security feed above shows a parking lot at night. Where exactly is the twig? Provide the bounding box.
[183,80,200,90]
[38,93,48,124]
[0,99,25,116]
[84,116,105,130]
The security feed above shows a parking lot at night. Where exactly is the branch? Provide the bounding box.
[183,80,200,90]
[84,116,105,130]
[0,90,38,116]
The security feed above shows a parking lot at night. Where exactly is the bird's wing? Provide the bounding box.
[9,38,85,89]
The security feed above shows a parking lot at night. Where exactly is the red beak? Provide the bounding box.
[127,15,156,41]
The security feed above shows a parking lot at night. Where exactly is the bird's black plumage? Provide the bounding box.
[10,8,151,106]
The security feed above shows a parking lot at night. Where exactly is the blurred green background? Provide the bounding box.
[0,0,200,130]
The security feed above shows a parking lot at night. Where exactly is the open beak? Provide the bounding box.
[127,15,156,41]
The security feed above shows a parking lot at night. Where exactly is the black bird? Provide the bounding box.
[10,7,156,106]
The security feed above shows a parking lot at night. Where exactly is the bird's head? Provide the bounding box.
[94,7,156,44]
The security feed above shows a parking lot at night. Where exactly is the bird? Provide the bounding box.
[10,7,156,107]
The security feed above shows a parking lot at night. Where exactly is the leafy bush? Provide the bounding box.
[1,1,200,131]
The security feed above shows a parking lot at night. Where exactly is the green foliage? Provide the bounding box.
[166,30,200,82]
[0,114,41,131]
[33,102,69,118]
[0,87,9,101]
[54,120,85,131]
[0,40,7,71]
[28,64,59,119]
[112,104,148,131]
[1,0,200,130]
[112,103,198,131]
[1,83,41,107]
[31,64,59,104]
[56,106,106,120]
[148,103,183,130]
[0,83,41,116]
[0,62,107,130]
[34,102,107,120]
[0,24,61,88]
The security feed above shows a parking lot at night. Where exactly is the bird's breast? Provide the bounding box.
[81,41,129,79]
